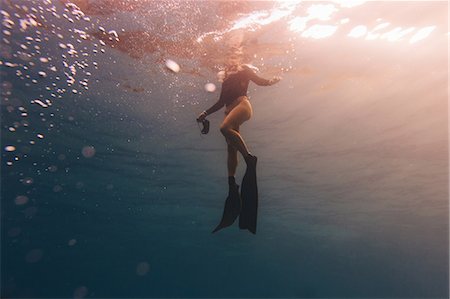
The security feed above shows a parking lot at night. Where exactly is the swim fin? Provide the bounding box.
[239,155,258,234]
[212,183,242,233]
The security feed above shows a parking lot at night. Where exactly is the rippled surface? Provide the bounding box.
[1,0,448,298]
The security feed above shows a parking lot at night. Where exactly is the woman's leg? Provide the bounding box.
[227,137,238,177]
[220,97,253,159]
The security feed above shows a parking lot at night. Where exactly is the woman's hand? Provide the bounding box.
[269,76,282,85]
[197,111,207,122]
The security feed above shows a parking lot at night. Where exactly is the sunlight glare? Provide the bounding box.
[348,25,367,38]
[289,4,337,36]
[231,1,298,31]
[289,16,309,32]
[409,26,436,43]
[373,22,390,32]
[197,1,299,43]
[381,27,415,42]
[302,25,338,39]
[307,4,337,21]
[332,0,366,8]
[365,22,390,40]
[365,32,379,40]
[231,11,270,31]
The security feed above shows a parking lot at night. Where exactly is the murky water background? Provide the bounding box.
[1,1,448,298]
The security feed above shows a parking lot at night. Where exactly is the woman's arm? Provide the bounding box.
[244,65,281,86]
[205,98,225,115]
[197,97,225,121]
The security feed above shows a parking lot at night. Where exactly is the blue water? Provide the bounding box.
[1,1,448,298]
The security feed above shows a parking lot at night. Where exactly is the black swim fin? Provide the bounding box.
[239,155,258,234]
[212,183,242,233]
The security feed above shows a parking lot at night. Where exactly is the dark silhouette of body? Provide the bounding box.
[198,62,280,233]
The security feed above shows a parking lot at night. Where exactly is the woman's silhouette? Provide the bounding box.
[197,53,280,233]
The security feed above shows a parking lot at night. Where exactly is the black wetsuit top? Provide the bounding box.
[205,65,271,115]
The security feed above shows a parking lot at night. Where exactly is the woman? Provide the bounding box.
[197,59,281,233]
[197,63,280,178]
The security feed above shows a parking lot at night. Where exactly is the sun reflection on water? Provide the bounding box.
[200,1,440,44]
[301,24,338,39]
[409,26,437,44]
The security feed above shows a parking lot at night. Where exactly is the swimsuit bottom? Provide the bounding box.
[224,96,249,116]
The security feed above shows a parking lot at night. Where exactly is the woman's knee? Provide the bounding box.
[220,124,231,137]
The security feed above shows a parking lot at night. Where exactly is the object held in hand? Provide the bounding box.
[197,118,210,134]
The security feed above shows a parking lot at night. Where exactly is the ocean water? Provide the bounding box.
[1,1,448,298]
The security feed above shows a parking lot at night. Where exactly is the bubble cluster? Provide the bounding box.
[0,0,117,115]
[0,0,120,174]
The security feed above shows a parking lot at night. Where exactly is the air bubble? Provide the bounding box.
[15,195,29,205]
[23,177,34,185]
[4,62,17,67]
[165,59,180,73]
[204,83,216,92]
[81,146,95,158]
[32,99,49,108]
